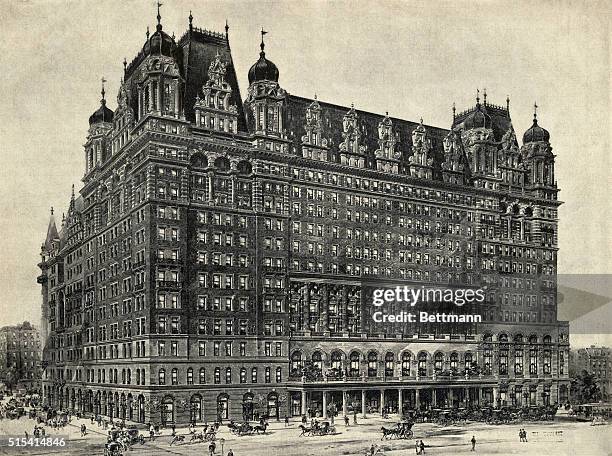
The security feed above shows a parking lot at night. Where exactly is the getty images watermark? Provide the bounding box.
[371,286,485,323]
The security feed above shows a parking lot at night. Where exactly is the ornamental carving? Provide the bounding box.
[375,113,400,160]
[339,105,366,155]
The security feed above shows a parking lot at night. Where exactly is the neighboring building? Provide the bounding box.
[571,346,611,400]
[0,322,42,391]
[37,10,569,425]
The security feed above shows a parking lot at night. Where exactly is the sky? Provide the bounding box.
[0,0,610,346]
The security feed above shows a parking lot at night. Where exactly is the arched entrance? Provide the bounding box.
[190,394,202,424]
[217,394,229,421]
[138,395,145,423]
[242,392,255,421]
[161,395,174,426]
[267,392,279,420]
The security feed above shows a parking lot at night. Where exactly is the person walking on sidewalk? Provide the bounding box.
[470,435,476,451]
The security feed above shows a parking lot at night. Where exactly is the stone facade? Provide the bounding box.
[37,11,569,425]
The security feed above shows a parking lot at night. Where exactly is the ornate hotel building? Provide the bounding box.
[37,10,569,425]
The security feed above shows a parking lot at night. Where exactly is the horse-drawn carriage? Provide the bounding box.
[189,424,218,442]
[227,420,268,436]
[380,421,414,439]
[299,420,336,436]
[103,440,124,456]
[125,427,145,445]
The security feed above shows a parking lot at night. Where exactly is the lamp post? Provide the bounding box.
[219,437,225,455]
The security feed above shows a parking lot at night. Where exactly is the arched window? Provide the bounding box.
[187,368,193,385]
[158,368,166,385]
[464,352,473,370]
[499,346,509,375]
[450,352,459,371]
[312,352,323,371]
[401,352,411,376]
[499,333,509,342]
[225,367,232,384]
[331,352,342,370]
[529,337,538,375]
[367,351,378,377]
[418,352,427,376]
[349,352,360,377]
[276,367,282,383]
[290,351,303,376]
[214,367,221,384]
[171,368,178,385]
[199,368,206,384]
[543,349,551,374]
[385,352,394,377]
[434,352,444,372]
[240,368,247,384]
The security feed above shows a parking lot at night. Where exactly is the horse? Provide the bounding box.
[299,424,312,436]
[170,434,185,446]
[190,432,204,442]
[380,426,397,440]
[254,422,268,434]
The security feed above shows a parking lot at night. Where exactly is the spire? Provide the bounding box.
[44,208,59,251]
[146,26,150,39]
[260,27,268,55]
[225,19,229,40]
[506,95,510,111]
[100,77,107,105]
[483,88,487,104]
[452,102,456,118]
[533,102,538,124]
[123,58,127,73]
[156,1,163,31]
[476,88,480,105]
[189,10,193,31]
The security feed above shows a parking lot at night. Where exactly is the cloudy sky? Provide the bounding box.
[0,0,610,346]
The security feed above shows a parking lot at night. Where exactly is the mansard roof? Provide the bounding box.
[285,94,450,166]
[176,28,247,130]
[452,101,512,142]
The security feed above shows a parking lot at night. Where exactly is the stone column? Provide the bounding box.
[478,387,483,405]
[448,388,454,408]
[322,391,328,419]
[301,391,307,416]
[379,390,385,414]
[464,387,469,406]
[415,389,420,409]
[432,389,437,407]
[342,391,348,417]
[493,387,499,408]
[398,389,403,416]
[361,390,367,418]
[207,171,214,202]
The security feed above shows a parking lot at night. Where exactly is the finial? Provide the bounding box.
[483,88,487,104]
[420,117,424,125]
[171,32,175,40]
[189,10,193,28]
[452,102,456,117]
[71,184,75,198]
[50,207,54,216]
[533,102,538,122]
[314,93,317,100]
[506,95,510,111]
[260,27,268,53]
[156,1,163,30]
[476,88,480,104]
[101,77,107,103]
[146,26,150,39]
[385,111,389,117]
[225,19,229,39]
[123,58,127,72]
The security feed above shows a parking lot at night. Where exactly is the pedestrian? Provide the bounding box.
[301,414,307,424]
[284,415,289,427]
[227,450,234,456]
[523,430,528,442]
[209,440,216,456]
[415,439,421,454]
[344,415,349,426]
[471,435,476,451]
[171,424,176,436]
[420,440,426,454]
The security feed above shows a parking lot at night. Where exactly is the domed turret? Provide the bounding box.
[523,108,550,144]
[142,4,176,58]
[248,32,279,84]
[89,84,114,125]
